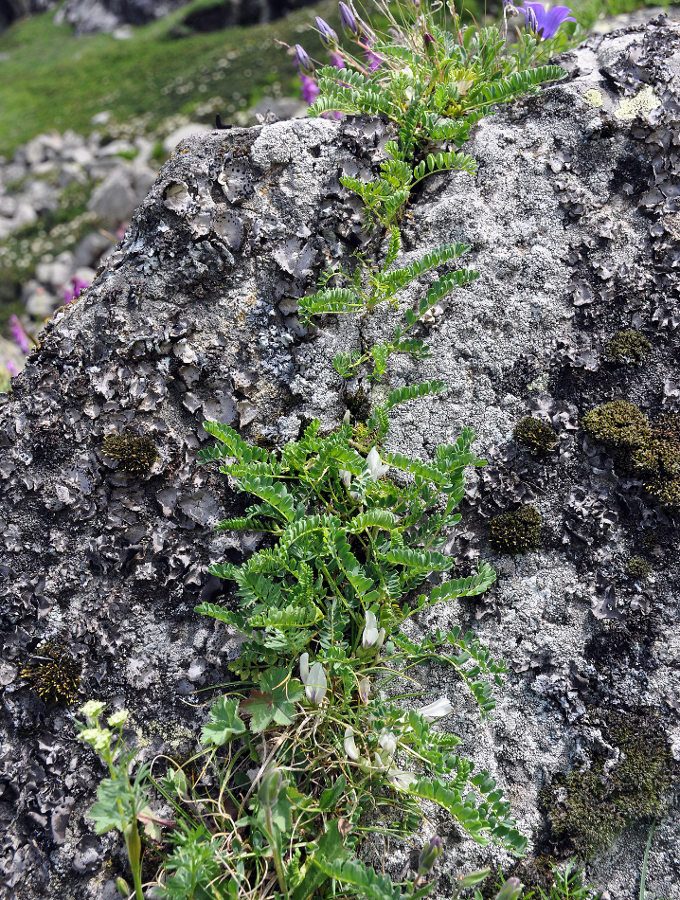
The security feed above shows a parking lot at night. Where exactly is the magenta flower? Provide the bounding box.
[5,360,19,377]
[362,34,382,72]
[63,277,90,305]
[9,315,30,355]
[299,70,320,105]
[522,2,576,39]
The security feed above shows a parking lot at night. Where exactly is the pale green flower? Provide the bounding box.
[80,700,106,720]
[93,729,113,753]
[78,727,100,745]
[107,709,129,728]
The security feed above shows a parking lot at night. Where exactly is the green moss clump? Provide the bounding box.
[605,329,652,364]
[581,401,651,451]
[544,712,674,859]
[647,476,680,508]
[630,436,680,479]
[489,506,542,555]
[513,416,558,456]
[21,641,81,705]
[102,431,159,476]
[583,404,680,509]
[624,556,651,580]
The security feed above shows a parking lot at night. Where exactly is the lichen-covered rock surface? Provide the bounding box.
[1,17,679,900]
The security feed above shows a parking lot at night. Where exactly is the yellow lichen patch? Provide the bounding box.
[615,85,661,121]
[583,88,603,108]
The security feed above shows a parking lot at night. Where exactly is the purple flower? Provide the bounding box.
[9,315,30,355]
[338,2,360,36]
[62,277,90,305]
[299,70,320,105]
[328,50,345,70]
[315,16,338,47]
[361,32,382,72]
[522,2,576,39]
[5,360,19,377]
[295,44,314,75]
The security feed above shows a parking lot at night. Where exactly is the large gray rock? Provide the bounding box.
[1,18,679,900]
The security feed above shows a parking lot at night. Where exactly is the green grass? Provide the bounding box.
[0,0,338,158]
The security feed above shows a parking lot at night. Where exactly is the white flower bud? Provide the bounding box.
[358,676,371,704]
[299,652,309,684]
[339,468,352,488]
[304,661,327,706]
[362,610,380,649]
[344,726,360,761]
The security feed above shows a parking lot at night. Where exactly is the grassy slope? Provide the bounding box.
[0,0,338,158]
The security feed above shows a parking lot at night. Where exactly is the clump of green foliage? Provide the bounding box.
[583,403,680,509]
[604,330,652,365]
[544,712,674,860]
[78,404,529,900]
[490,506,542,555]
[21,641,81,704]
[102,431,159,475]
[76,1,587,896]
[582,401,651,451]
[624,556,651,580]
[513,417,558,457]
[308,4,574,229]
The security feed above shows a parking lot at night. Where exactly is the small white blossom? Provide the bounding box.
[299,652,310,684]
[366,447,389,480]
[387,768,416,791]
[378,729,397,759]
[339,468,352,488]
[418,697,454,721]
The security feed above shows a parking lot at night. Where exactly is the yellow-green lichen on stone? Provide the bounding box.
[583,88,604,108]
[615,85,661,121]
